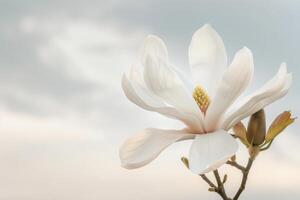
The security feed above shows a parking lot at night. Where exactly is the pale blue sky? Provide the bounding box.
[0,0,299,199]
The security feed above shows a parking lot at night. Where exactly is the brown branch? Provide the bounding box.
[200,173,230,200]
[198,157,255,200]
[213,170,229,200]
[226,160,246,171]
[200,174,217,189]
[233,158,254,200]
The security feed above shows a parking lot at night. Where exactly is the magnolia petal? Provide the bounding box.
[188,130,238,174]
[122,74,203,132]
[188,24,227,98]
[140,35,168,66]
[141,36,205,129]
[142,38,191,110]
[120,128,195,169]
[226,78,291,131]
[222,63,290,130]
[205,47,254,131]
[141,35,193,92]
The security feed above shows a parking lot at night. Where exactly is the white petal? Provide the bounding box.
[188,24,227,97]
[222,63,290,130]
[120,128,195,169]
[189,130,238,174]
[122,74,204,132]
[205,47,254,131]
[140,35,168,66]
[141,35,193,92]
[141,35,205,129]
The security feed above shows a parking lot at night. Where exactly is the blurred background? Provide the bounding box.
[0,0,299,199]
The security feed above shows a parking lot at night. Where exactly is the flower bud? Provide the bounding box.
[181,157,189,169]
[230,155,236,162]
[222,174,228,184]
[233,122,249,146]
[265,111,295,143]
[246,109,266,146]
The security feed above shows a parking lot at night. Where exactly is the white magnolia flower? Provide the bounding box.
[119,24,292,174]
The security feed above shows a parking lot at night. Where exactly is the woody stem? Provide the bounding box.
[233,158,254,200]
[200,158,255,200]
[199,170,230,200]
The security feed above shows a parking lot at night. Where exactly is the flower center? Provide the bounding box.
[193,86,210,114]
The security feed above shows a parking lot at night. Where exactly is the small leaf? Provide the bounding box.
[233,122,249,147]
[265,111,295,143]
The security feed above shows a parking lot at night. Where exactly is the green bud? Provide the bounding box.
[181,157,189,169]
[222,174,228,184]
[247,109,266,146]
[230,155,236,162]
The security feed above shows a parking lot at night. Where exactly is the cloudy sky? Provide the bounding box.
[0,0,299,199]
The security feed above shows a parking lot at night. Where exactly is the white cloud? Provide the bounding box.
[33,18,146,86]
[0,110,104,143]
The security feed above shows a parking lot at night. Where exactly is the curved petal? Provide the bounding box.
[120,128,195,169]
[122,74,204,133]
[188,24,227,98]
[141,35,205,129]
[205,47,254,132]
[188,130,238,174]
[140,35,193,92]
[222,63,290,130]
[140,35,168,65]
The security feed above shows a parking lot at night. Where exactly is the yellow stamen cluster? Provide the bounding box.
[193,86,210,114]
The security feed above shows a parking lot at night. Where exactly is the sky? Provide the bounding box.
[0,0,299,199]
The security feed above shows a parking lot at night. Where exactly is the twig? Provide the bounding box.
[200,174,217,189]
[200,173,230,200]
[233,158,254,200]
[199,158,255,200]
[213,170,229,200]
[226,160,246,171]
